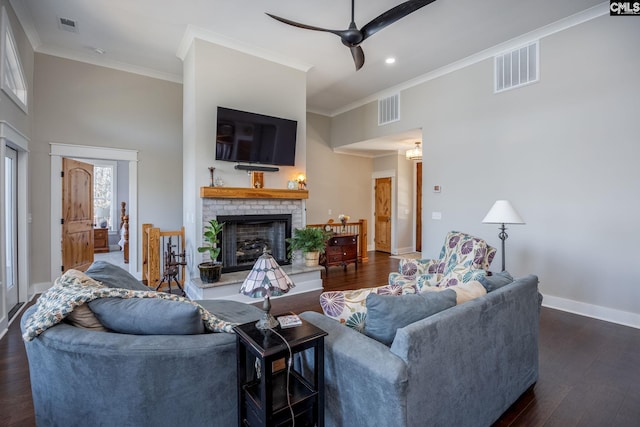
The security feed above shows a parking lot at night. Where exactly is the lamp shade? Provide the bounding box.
[482,200,525,224]
[239,250,294,298]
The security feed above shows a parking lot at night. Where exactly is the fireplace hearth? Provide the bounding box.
[217,214,291,273]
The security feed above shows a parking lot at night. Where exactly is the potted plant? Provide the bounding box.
[197,219,224,283]
[286,227,331,266]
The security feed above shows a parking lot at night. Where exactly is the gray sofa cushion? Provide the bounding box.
[88,298,206,335]
[480,270,514,292]
[85,261,149,291]
[364,290,457,345]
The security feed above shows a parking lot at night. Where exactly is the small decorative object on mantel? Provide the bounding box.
[338,214,350,232]
[214,176,224,187]
[251,171,264,188]
[287,180,296,190]
[208,167,215,187]
[297,174,306,190]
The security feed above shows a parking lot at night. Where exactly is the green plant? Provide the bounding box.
[286,227,331,259]
[197,219,224,264]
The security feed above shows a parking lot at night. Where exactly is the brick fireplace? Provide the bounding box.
[185,187,322,302]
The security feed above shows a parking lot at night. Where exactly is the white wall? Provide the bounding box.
[306,113,373,236]
[330,16,640,327]
[181,38,307,278]
[32,54,183,286]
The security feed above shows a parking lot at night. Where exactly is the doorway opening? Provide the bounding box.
[50,143,138,281]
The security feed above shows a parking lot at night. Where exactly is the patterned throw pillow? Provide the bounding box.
[438,268,487,288]
[320,284,416,332]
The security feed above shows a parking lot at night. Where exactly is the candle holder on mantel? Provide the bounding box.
[208,167,215,187]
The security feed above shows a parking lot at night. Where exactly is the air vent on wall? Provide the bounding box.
[378,93,400,125]
[58,17,78,33]
[495,41,538,93]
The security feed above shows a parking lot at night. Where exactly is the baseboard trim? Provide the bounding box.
[31,281,52,295]
[542,294,640,330]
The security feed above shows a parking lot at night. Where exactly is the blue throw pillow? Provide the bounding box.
[479,271,514,292]
[88,298,205,335]
[364,290,457,346]
[85,261,149,291]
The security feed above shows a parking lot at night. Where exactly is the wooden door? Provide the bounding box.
[416,162,422,252]
[375,177,392,253]
[62,158,94,272]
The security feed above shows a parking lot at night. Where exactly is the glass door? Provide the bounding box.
[5,147,18,314]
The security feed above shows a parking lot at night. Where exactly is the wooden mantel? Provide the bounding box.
[200,187,309,200]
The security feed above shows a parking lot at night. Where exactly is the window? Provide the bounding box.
[1,7,27,112]
[92,161,118,232]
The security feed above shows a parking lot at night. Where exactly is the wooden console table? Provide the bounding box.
[322,233,358,273]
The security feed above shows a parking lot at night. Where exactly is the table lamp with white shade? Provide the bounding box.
[482,200,525,272]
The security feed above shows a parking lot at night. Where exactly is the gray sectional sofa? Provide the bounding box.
[20,262,263,427]
[300,274,541,427]
[21,298,262,427]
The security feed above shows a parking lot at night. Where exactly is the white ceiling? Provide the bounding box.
[11,0,606,156]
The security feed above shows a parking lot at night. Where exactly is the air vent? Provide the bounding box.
[495,41,538,93]
[58,17,78,33]
[378,93,400,125]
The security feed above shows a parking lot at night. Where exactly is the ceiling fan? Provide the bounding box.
[266,0,437,71]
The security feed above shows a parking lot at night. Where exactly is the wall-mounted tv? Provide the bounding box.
[215,107,298,166]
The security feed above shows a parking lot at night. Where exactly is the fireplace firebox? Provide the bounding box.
[216,214,292,273]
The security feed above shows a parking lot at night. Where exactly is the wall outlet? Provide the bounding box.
[328,209,332,215]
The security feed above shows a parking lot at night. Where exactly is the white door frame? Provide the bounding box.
[371,170,397,254]
[0,121,29,330]
[50,143,139,280]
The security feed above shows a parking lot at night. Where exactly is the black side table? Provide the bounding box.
[234,319,327,427]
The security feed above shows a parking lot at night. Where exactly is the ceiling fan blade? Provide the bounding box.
[350,46,365,71]
[266,13,342,36]
[361,0,437,41]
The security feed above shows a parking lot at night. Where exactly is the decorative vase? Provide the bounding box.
[199,263,222,283]
[304,251,320,267]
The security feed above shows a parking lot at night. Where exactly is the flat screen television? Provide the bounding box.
[215,107,297,166]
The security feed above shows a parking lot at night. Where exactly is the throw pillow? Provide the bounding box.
[88,297,206,335]
[320,284,416,332]
[479,271,514,292]
[437,268,487,288]
[65,304,109,331]
[363,290,457,346]
[85,261,149,291]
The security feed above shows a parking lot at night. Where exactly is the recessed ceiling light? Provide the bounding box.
[385,57,396,65]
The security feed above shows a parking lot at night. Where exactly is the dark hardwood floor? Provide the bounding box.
[1,251,639,426]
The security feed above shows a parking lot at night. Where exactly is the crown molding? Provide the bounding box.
[176,24,312,72]
[328,2,609,117]
[36,45,182,83]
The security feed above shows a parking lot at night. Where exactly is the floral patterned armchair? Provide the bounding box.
[389,231,496,291]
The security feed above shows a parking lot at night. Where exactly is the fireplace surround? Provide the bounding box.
[217,214,292,273]
[186,187,322,302]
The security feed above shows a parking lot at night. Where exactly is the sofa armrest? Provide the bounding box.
[299,311,410,427]
[389,275,541,427]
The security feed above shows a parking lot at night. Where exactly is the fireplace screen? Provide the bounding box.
[216,214,292,273]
